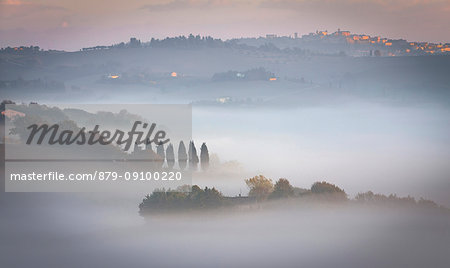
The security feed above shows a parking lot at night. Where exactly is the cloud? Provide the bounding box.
[1,0,22,5]
[0,0,67,11]
[0,1,68,22]
[141,0,248,12]
[259,0,450,12]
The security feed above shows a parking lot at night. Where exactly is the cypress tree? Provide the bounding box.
[178,141,187,170]
[188,141,199,170]
[156,144,165,168]
[145,138,153,152]
[166,143,175,169]
[200,142,209,171]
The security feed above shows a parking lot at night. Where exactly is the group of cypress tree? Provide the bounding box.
[144,141,209,171]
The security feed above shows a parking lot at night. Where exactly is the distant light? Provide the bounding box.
[109,75,119,79]
[385,42,392,46]
[269,77,277,81]
[217,97,230,104]
[1,109,25,119]
[171,72,177,77]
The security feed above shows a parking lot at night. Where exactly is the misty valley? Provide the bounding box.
[1,32,450,268]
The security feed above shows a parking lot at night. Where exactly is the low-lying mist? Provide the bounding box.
[193,101,450,207]
[2,39,450,268]
[1,193,449,268]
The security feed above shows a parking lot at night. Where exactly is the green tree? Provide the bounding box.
[270,178,294,199]
[188,185,223,208]
[311,181,347,200]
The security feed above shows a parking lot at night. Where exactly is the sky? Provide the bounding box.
[1,0,449,51]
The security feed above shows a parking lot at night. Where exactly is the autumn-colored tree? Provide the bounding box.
[245,175,274,201]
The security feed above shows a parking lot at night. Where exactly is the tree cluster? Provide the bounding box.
[245,176,297,201]
[139,185,223,214]
[149,35,226,49]
[0,46,40,54]
[355,191,440,208]
[139,175,447,215]
[139,141,209,171]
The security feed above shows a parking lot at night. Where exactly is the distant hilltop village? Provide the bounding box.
[1,29,449,57]
[242,29,450,56]
[304,29,449,54]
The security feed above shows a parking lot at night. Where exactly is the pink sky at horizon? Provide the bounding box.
[1,0,449,51]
